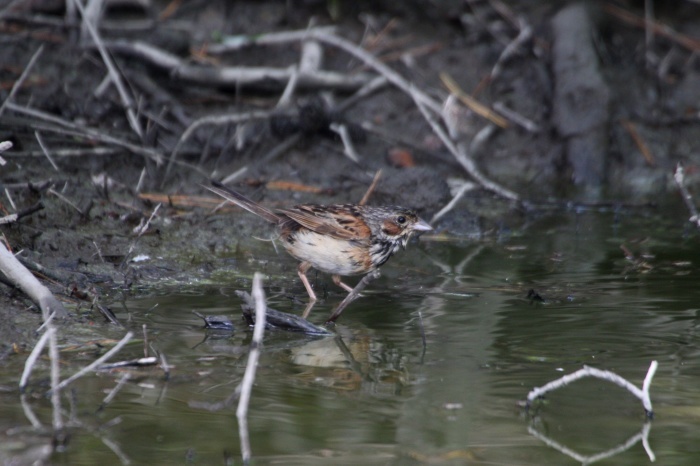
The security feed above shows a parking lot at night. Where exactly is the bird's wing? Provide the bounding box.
[278,205,371,241]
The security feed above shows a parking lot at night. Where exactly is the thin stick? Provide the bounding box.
[430,180,476,225]
[325,269,381,323]
[237,272,267,465]
[220,133,302,185]
[121,203,161,268]
[166,109,273,180]
[604,3,700,52]
[208,26,338,53]
[0,44,44,119]
[48,188,84,217]
[329,123,361,163]
[142,324,148,357]
[491,18,532,80]
[335,75,388,114]
[4,188,15,211]
[34,131,60,171]
[440,72,509,128]
[5,147,122,158]
[307,30,442,114]
[276,67,299,108]
[492,101,540,133]
[359,169,383,206]
[70,0,143,138]
[620,119,655,167]
[5,102,164,165]
[104,39,370,91]
[410,86,519,201]
[50,331,134,393]
[19,326,54,391]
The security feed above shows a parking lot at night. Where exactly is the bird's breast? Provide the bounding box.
[282,229,372,276]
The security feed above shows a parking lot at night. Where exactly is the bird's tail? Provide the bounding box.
[206,180,280,224]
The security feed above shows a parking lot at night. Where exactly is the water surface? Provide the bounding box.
[4,209,700,465]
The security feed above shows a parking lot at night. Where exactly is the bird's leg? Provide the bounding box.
[301,301,316,319]
[332,274,354,293]
[297,261,317,302]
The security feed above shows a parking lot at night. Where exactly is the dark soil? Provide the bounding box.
[2,0,700,351]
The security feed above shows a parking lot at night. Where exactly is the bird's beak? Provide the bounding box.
[413,218,433,232]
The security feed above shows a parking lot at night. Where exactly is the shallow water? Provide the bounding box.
[4,209,700,465]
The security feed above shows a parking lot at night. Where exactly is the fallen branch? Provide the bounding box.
[0,240,68,319]
[105,40,373,91]
[237,290,332,335]
[526,360,658,416]
[208,26,338,53]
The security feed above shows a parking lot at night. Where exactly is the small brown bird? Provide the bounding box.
[206,181,432,302]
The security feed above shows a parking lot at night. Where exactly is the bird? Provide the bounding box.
[206,181,432,304]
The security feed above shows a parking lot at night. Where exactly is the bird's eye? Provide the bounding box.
[397,216,406,224]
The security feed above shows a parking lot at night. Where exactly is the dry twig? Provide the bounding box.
[410,86,519,201]
[70,0,143,138]
[0,44,44,119]
[620,119,655,167]
[50,331,135,393]
[325,269,381,324]
[605,3,700,52]
[105,39,371,91]
[440,73,508,128]
[359,169,383,206]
